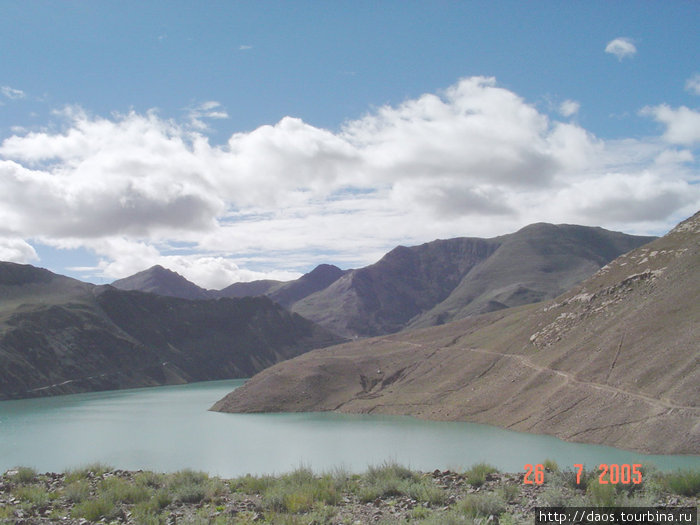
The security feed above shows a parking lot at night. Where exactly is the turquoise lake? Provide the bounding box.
[0,379,697,477]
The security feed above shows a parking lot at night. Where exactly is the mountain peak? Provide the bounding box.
[112,265,210,300]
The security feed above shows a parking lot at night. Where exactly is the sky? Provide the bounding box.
[0,1,698,289]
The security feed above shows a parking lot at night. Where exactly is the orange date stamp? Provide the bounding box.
[523,463,643,485]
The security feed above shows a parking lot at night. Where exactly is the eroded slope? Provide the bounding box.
[213,212,700,454]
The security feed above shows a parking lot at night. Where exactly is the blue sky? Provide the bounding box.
[1,2,698,287]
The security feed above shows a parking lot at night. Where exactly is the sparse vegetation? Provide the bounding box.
[542,458,559,472]
[661,468,700,497]
[464,461,499,487]
[65,462,113,483]
[12,466,37,484]
[0,462,696,524]
[64,479,91,503]
[457,491,506,517]
[71,494,117,521]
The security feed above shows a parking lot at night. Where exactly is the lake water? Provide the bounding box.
[0,379,697,477]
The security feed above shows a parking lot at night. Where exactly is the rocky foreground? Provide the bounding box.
[1,463,697,524]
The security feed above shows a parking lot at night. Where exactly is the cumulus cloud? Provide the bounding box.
[559,100,580,117]
[83,238,300,289]
[641,104,700,145]
[685,73,700,96]
[1,86,26,100]
[0,237,38,263]
[0,77,697,287]
[0,109,224,239]
[605,37,637,60]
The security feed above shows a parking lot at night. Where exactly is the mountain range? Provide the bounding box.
[0,264,341,400]
[0,221,659,403]
[113,224,655,339]
[212,212,700,454]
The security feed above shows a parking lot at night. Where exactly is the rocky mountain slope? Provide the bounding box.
[212,212,700,455]
[291,224,654,338]
[111,265,212,300]
[111,263,348,308]
[0,263,342,400]
[117,225,654,340]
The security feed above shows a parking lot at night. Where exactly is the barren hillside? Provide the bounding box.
[213,212,700,454]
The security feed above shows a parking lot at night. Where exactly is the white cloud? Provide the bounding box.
[1,86,26,100]
[641,104,700,145]
[239,45,253,51]
[685,73,700,96]
[559,100,580,117]
[605,37,637,60]
[88,240,300,289]
[0,237,38,263]
[186,101,230,130]
[0,77,697,287]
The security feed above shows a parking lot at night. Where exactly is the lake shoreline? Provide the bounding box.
[2,463,698,524]
[3,379,699,477]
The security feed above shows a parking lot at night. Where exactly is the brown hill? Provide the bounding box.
[111,265,212,300]
[0,263,342,400]
[290,225,654,338]
[113,226,653,340]
[212,212,700,454]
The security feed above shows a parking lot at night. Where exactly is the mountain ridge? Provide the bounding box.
[211,212,700,454]
[0,262,342,400]
[112,223,655,339]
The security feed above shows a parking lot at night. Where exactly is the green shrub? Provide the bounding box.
[540,486,568,507]
[457,492,506,517]
[402,478,447,506]
[501,483,520,502]
[231,473,276,494]
[152,488,173,509]
[132,488,172,517]
[358,477,401,502]
[64,480,91,503]
[282,465,315,485]
[662,469,700,497]
[15,484,50,506]
[260,469,341,513]
[12,466,37,484]
[464,462,499,487]
[358,460,420,502]
[99,476,152,504]
[174,483,207,504]
[130,508,165,525]
[168,469,209,487]
[65,462,113,483]
[307,502,337,522]
[542,459,559,472]
[365,461,416,484]
[411,505,432,520]
[166,469,224,504]
[134,470,166,488]
[71,494,116,521]
[586,481,618,507]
